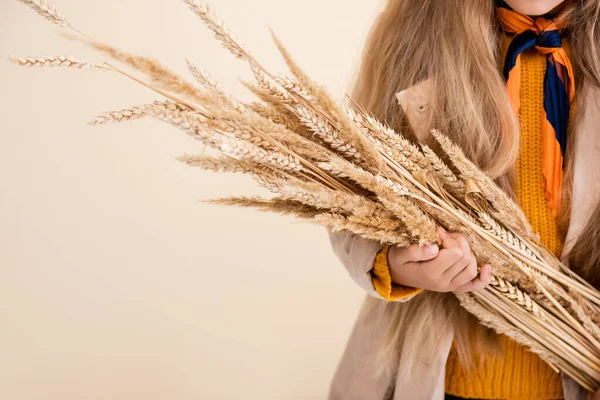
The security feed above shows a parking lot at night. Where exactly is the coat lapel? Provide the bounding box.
[562,83,600,257]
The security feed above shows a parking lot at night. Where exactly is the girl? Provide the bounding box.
[329,0,600,399]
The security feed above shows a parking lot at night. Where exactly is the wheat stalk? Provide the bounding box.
[433,130,535,237]
[89,105,146,126]
[184,1,254,63]
[207,197,322,219]
[314,213,411,246]
[186,59,247,113]
[9,55,108,70]
[17,0,68,26]
[177,154,250,174]
[88,100,188,126]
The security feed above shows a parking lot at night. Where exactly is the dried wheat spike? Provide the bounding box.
[362,114,431,168]
[247,69,369,167]
[178,116,312,176]
[18,0,68,26]
[568,290,600,342]
[347,214,405,232]
[319,157,438,244]
[146,104,302,175]
[420,143,466,196]
[186,60,247,113]
[183,0,253,62]
[89,100,189,126]
[212,135,305,175]
[477,211,535,257]
[276,76,312,100]
[346,107,422,174]
[176,154,251,174]
[10,55,107,70]
[209,117,272,150]
[275,184,376,215]
[294,104,363,162]
[208,197,321,220]
[269,30,322,99]
[314,213,411,246]
[251,173,287,193]
[457,291,563,377]
[268,32,383,172]
[247,102,306,135]
[178,152,289,195]
[242,82,321,143]
[89,105,145,126]
[432,130,534,238]
[186,60,219,90]
[277,73,385,172]
[209,111,332,169]
[371,136,420,173]
[252,65,297,105]
[490,276,543,316]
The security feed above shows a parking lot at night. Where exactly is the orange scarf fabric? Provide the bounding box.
[497,6,575,217]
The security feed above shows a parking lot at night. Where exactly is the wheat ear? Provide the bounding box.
[433,130,534,237]
[17,0,68,26]
[9,55,108,70]
[269,33,384,171]
[242,82,312,137]
[89,100,189,126]
[320,157,438,244]
[207,197,321,219]
[314,213,411,246]
[186,59,247,113]
[177,154,252,174]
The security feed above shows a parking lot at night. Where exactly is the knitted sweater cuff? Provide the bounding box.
[370,244,423,301]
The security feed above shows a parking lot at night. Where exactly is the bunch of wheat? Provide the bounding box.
[12,0,600,391]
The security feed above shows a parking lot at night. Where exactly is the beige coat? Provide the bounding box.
[328,83,600,400]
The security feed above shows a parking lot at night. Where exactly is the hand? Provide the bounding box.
[388,227,493,293]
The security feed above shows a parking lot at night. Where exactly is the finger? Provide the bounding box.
[392,243,439,263]
[448,232,470,253]
[418,246,464,274]
[449,256,478,289]
[442,233,473,280]
[454,264,493,293]
[438,228,461,250]
[442,254,473,283]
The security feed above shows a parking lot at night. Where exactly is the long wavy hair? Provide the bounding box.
[351,0,600,379]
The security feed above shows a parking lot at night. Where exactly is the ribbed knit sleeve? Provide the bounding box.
[370,244,423,301]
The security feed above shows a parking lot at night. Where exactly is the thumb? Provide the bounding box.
[391,243,439,263]
[413,243,440,262]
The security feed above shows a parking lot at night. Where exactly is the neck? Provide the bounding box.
[546,3,566,18]
[497,0,567,18]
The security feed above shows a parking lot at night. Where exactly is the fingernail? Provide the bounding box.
[425,244,439,256]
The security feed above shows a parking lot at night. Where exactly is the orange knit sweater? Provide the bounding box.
[371,35,570,399]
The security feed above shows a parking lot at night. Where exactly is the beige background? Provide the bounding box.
[0,0,384,398]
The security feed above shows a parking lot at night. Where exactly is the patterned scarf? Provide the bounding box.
[496,2,575,217]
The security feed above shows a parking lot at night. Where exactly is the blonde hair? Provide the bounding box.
[352,0,600,380]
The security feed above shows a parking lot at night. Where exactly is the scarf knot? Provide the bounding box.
[535,29,562,50]
[497,6,575,217]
